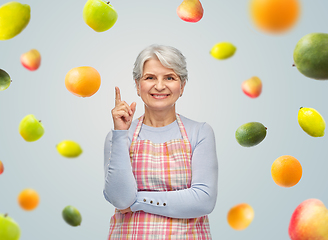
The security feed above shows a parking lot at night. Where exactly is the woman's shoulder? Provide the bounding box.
[179,114,214,137]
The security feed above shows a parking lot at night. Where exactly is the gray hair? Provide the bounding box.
[133,44,188,84]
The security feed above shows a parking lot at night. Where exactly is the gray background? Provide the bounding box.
[0,0,328,239]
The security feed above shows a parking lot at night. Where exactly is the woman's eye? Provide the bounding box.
[146,76,154,80]
[167,77,173,80]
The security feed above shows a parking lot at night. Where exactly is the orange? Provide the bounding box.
[250,0,301,33]
[271,155,302,187]
[227,203,254,230]
[17,188,40,211]
[65,66,101,97]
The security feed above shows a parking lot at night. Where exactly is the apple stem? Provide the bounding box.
[292,63,296,67]
[300,106,303,109]
[39,120,41,122]
[4,213,8,217]
[107,1,110,4]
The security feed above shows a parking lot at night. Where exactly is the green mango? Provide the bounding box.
[0,69,11,91]
[235,122,267,147]
[293,33,328,80]
[62,206,82,227]
[0,1,30,40]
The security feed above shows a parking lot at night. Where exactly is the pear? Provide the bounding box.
[83,0,118,32]
[0,1,30,40]
[177,0,203,23]
[19,114,44,142]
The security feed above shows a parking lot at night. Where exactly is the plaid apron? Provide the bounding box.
[108,114,211,239]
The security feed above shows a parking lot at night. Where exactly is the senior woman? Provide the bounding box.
[103,44,218,239]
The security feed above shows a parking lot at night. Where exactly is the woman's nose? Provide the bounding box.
[154,79,166,90]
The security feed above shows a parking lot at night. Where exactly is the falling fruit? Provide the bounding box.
[20,49,41,71]
[298,107,325,137]
[62,205,82,227]
[176,0,204,23]
[293,33,328,80]
[0,1,30,40]
[289,199,328,240]
[83,0,118,32]
[271,155,302,188]
[210,42,236,60]
[227,203,254,230]
[235,122,267,147]
[65,66,101,97]
[17,188,40,211]
[0,160,4,175]
[249,0,300,34]
[18,114,44,142]
[241,76,262,98]
[56,140,83,158]
[0,69,11,91]
[0,213,21,240]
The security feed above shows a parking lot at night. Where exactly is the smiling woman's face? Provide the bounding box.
[136,58,185,112]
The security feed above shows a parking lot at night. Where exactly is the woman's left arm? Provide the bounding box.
[129,123,218,219]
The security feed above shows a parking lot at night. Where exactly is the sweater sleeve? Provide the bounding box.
[103,129,138,209]
[130,123,218,219]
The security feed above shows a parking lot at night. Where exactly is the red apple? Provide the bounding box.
[289,199,328,240]
[177,0,203,23]
[241,76,262,98]
[0,160,3,174]
[20,49,41,71]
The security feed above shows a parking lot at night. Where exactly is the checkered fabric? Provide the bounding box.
[108,114,211,239]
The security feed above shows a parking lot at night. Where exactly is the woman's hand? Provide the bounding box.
[119,207,132,214]
[111,87,136,130]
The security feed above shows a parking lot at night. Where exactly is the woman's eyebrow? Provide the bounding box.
[164,73,178,77]
[142,73,155,77]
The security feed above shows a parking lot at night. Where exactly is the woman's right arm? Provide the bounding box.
[103,129,138,209]
[103,86,137,209]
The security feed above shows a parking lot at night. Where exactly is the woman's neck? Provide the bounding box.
[143,107,177,127]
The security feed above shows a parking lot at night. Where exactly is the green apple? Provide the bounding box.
[83,0,118,32]
[19,114,44,142]
[0,213,21,240]
[0,69,11,91]
[0,1,30,40]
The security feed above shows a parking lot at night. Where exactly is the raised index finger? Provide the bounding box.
[115,86,121,106]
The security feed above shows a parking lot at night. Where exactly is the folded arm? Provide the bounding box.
[103,123,219,218]
[130,123,218,218]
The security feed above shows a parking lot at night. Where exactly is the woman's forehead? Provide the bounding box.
[143,59,177,76]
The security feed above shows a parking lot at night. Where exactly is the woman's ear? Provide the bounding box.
[180,81,186,97]
[135,79,140,96]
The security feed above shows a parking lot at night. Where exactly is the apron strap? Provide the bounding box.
[131,114,189,142]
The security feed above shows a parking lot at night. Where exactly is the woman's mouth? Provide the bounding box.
[150,94,170,99]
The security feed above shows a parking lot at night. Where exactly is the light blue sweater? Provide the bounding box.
[103,114,218,219]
